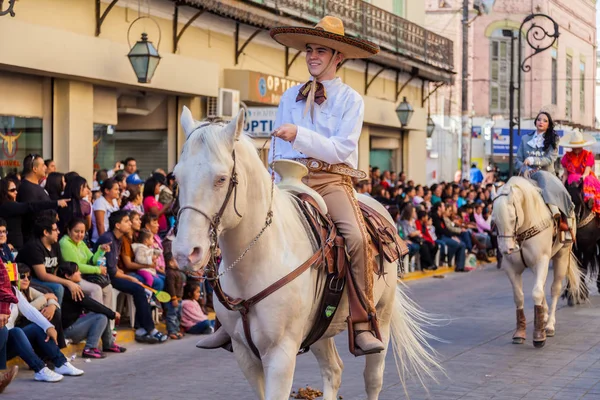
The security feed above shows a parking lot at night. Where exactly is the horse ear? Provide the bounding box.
[180,106,196,140]
[223,109,245,143]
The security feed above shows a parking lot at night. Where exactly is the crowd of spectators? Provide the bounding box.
[355,163,500,273]
[0,154,213,386]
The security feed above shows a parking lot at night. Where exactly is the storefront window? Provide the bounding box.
[0,116,43,178]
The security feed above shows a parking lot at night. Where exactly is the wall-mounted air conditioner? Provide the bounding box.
[217,88,240,120]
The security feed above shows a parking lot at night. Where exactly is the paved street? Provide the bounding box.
[6,264,600,400]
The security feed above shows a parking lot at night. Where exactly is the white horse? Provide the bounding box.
[492,177,582,348]
[172,107,440,400]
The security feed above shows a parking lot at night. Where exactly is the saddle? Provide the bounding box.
[208,160,409,358]
[294,192,408,356]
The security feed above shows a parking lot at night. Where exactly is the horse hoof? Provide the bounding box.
[546,329,555,337]
[512,337,525,344]
[533,340,546,348]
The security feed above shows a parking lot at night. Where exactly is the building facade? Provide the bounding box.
[0,0,453,184]
[426,0,597,180]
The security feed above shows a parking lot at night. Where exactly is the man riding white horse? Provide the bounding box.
[199,15,385,355]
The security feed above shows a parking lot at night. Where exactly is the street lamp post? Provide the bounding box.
[502,30,517,177]
[506,13,559,177]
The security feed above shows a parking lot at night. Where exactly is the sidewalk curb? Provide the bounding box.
[398,266,456,282]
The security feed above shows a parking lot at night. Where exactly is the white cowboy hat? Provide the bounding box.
[270,16,380,59]
[559,131,596,148]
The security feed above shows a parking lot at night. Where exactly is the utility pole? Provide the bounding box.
[460,0,471,180]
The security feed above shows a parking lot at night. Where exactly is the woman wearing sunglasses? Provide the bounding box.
[16,265,66,349]
[0,178,67,251]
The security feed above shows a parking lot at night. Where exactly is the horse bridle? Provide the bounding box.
[493,193,520,242]
[177,123,275,280]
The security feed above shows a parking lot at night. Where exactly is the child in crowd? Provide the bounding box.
[132,229,161,288]
[181,282,214,335]
[164,249,186,339]
[58,262,126,359]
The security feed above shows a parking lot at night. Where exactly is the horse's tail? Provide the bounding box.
[389,283,445,396]
[566,251,585,303]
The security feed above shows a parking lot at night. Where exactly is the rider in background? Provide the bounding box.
[515,111,575,241]
[559,131,600,214]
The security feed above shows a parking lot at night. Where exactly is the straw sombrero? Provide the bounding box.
[270,16,380,59]
[559,131,596,148]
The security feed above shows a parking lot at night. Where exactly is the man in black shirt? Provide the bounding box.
[18,154,51,244]
[16,215,83,305]
[96,210,166,344]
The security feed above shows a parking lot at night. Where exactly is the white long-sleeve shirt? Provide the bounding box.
[269,77,365,169]
[7,288,54,332]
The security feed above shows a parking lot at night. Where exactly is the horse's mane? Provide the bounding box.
[182,120,314,250]
[501,176,550,227]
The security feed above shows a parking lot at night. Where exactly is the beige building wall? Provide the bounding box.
[0,0,435,183]
[53,79,94,183]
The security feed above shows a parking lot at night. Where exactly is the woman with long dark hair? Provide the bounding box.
[91,178,120,243]
[142,177,171,234]
[45,172,65,201]
[0,178,66,250]
[515,111,575,241]
[59,176,92,233]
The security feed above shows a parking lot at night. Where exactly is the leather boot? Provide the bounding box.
[196,327,233,352]
[533,305,546,348]
[512,309,526,344]
[564,217,575,243]
[354,322,385,354]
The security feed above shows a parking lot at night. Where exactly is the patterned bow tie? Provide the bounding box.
[296,81,327,105]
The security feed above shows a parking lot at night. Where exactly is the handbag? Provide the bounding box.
[82,273,111,289]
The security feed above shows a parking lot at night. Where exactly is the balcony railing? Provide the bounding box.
[246,0,454,71]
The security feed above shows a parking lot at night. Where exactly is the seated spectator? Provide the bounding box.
[17,265,66,349]
[431,202,467,272]
[141,214,166,291]
[121,185,144,214]
[443,203,474,253]
[0,260,19,392]
[6,262,84,382]
[181,282,214,334]
[16,215,84,305]
[91,178,120,243]
[132,229,161,289]
[0,219,14,264]
[474,203,498,258]
[143,177,171,235]
[119,211,155,283]
[164,250,185,340]
[431,184,442,205]
[399,205,437,270]
[389,206,419,260]
[95,210,167,344]
[0,178,66,251]
[415,210,440,264]
[57,262,126,359]
[60,219,113,307]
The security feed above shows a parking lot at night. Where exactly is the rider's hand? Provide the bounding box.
[273,124,297,142]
